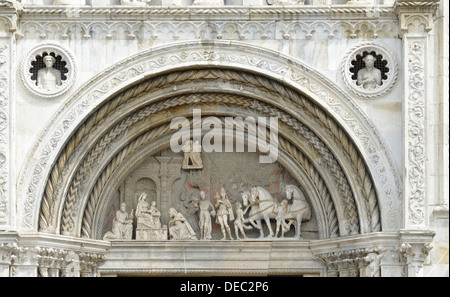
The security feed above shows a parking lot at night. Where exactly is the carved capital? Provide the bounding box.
[400,230,435,277]
[37,247,66,277]
[0,242,18,272]
[317,248,382,277]
[395,0,440,35]
[0,0,22,35]
[79,251,105,277]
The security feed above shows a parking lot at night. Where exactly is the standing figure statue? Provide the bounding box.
[215,186,234,240]
[103,202,134,240]
[357,54,382,89]
[37,55,62,92]
[168,208,197,240]
[182,140,203,169]
[198,191,216,240]
[234,201,248,240]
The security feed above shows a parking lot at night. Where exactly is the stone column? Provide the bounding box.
[396,0,439,230]
[156,156,171,223]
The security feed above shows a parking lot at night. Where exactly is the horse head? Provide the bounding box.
[241,191,250,206]
[285,185,305,202]
[250,187,260,202]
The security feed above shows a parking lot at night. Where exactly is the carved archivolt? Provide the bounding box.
[36,68,382,240]
[19,41,401,239]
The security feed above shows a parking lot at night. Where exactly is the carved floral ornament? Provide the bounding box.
[342,42,398,99]
[20,42,77,99]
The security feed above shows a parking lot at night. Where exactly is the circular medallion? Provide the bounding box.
[342,42,397,99]
[21,42,77,99]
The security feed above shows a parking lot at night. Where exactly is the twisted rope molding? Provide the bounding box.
[39,68,378,236]
[80,115,339,239]
[21,6,397,17]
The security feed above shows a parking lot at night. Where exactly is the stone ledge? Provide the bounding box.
[19,4,398,20]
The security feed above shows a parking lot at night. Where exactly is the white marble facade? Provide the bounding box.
[0,0,448,277]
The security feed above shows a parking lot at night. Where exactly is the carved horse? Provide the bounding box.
[278,185,311,239]
[242,187,279,239]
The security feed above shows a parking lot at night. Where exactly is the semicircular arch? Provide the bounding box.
[18,41,401,236]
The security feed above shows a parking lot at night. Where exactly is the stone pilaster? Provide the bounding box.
[0,0,20,231]
[396,0,440,230]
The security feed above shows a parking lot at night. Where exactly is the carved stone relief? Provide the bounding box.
[342,41,398,99]
[20,20,399,42]
[20,41,401,243]
[0,40,9,228]
[20,42,76,99]
[101,149,318,241]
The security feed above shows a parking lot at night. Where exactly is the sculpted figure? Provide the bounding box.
[136,192,160,229]
[103,202,134,240]
[37,55,62,92]
[182,140,203,169]
[280,185,311,239]
[168,208,197,240]
[198,191,216,240]
[357,54,382,89]
[234,201,248,240]
[215,186,234,240]
[176,191,200,233]
[149,201,162,228]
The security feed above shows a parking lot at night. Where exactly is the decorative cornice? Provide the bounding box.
[19,5,397,19]
[394,0,440,10]
[0,0,23,10]
[395,0,439,35]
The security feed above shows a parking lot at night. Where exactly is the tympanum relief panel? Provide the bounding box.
[102,149,318,241]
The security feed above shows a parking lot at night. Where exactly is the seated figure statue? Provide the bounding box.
[168,208,197,240]
[135,192,167,240]
[103,202,134,241]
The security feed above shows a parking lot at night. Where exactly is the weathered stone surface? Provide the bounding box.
[1,0,447,277]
